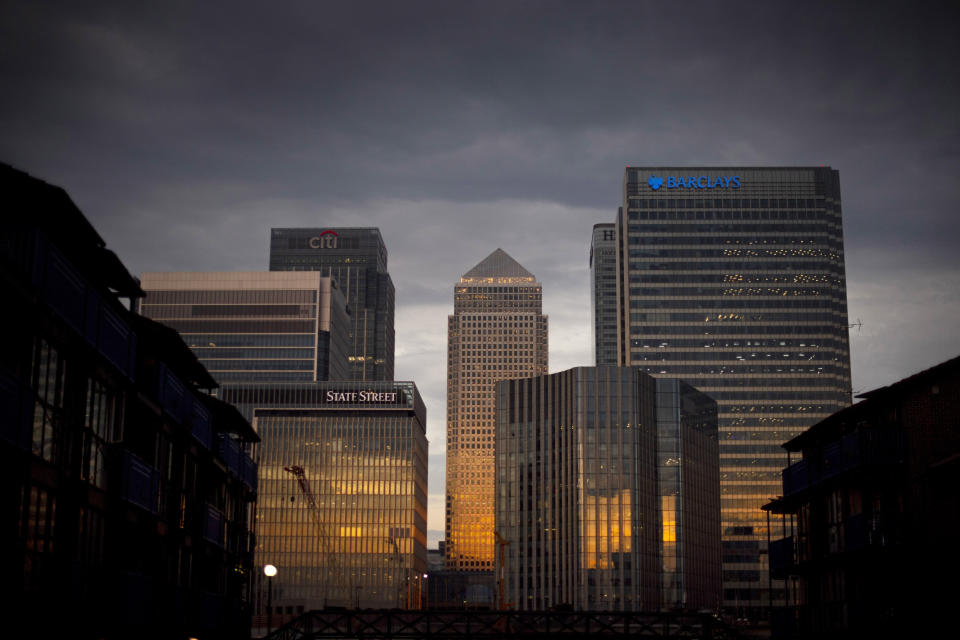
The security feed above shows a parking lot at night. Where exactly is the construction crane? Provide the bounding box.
[284,465,343,607]
[385,536,403,608]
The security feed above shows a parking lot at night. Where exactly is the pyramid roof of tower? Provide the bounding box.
[462,248,536,280]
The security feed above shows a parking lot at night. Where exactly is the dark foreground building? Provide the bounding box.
[495,367,721,611]
[0,164,258,639]
[764,355,960,638]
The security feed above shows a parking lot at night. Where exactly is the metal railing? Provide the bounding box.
[262,608,744,639]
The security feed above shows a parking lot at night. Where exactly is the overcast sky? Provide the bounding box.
[3,1,959,546]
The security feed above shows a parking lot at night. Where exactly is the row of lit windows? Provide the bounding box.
[631,312,846,323]
[184,333,316,347]
[629,235,833,246]
[629,247,837,259]
[630,260,844,273]
[631,273,839,284]
[456,293,540,300]
[455,285,539,293]
[632,350,839,360]
[192,347,316,359]
[202,359,314,371]
[627,197,823,209]
[632,288,837,299]
[631,325,848,336]
[458,319,538,327]
[627,220,842,238]
[631,298,842,310]
[631,337,839,348]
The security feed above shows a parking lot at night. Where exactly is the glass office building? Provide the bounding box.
[139,271,350,383]
[445,249,548,571]
[600,167,851,616]
[590,223,619,366]
[655,378,723,611]
[270,228,395,381]
[495,367,720,611]
[220,381,428,611]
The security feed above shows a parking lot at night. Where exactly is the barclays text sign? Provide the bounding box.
[648,175,741,190]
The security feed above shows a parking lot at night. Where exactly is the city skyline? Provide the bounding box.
[3,1,959,547]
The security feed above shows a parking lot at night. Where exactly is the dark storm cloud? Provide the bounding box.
[3,0,958,327]
[5,1,959,240]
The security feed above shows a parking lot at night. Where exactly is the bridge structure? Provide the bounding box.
[262,609,744,639]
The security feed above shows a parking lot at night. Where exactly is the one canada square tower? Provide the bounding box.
[593,167,852,617]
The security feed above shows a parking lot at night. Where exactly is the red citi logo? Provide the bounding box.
[309,230,338,249]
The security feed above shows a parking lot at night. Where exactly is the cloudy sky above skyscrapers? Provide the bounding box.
[3,0,958,544]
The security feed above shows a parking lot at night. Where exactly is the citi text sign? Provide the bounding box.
[309,230,339,249]
[648,175,741,190]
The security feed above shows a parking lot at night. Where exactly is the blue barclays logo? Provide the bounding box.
[648,174,741,190]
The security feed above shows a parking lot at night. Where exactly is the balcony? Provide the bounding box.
[241,454,258,492]
[782,460,808,496]
[215,433,257,493]
[769,536,795,578]
[216,433,240,474]
[120,449,160,514]
[782,428,905,498]
[203,503,225,547]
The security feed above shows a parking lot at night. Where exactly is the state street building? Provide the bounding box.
[445,249,548,572]
[595,167,851,617]
[219,381,428,612]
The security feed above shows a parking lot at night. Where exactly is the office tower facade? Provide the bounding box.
[655,378,723,610]
[495,367,720,611]
[220,381,428,614]
[270,228,395,381]
[445,249,548,571]
[603,167,851,616]
[139,271,350,384]
[1,164,258,638]
[590,223,619,366]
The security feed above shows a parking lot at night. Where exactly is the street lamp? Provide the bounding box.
[264,564,278,636]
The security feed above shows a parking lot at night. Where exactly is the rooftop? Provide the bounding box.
[461,248,536,282]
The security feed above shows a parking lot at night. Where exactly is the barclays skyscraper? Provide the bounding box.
[595,167,851,618]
